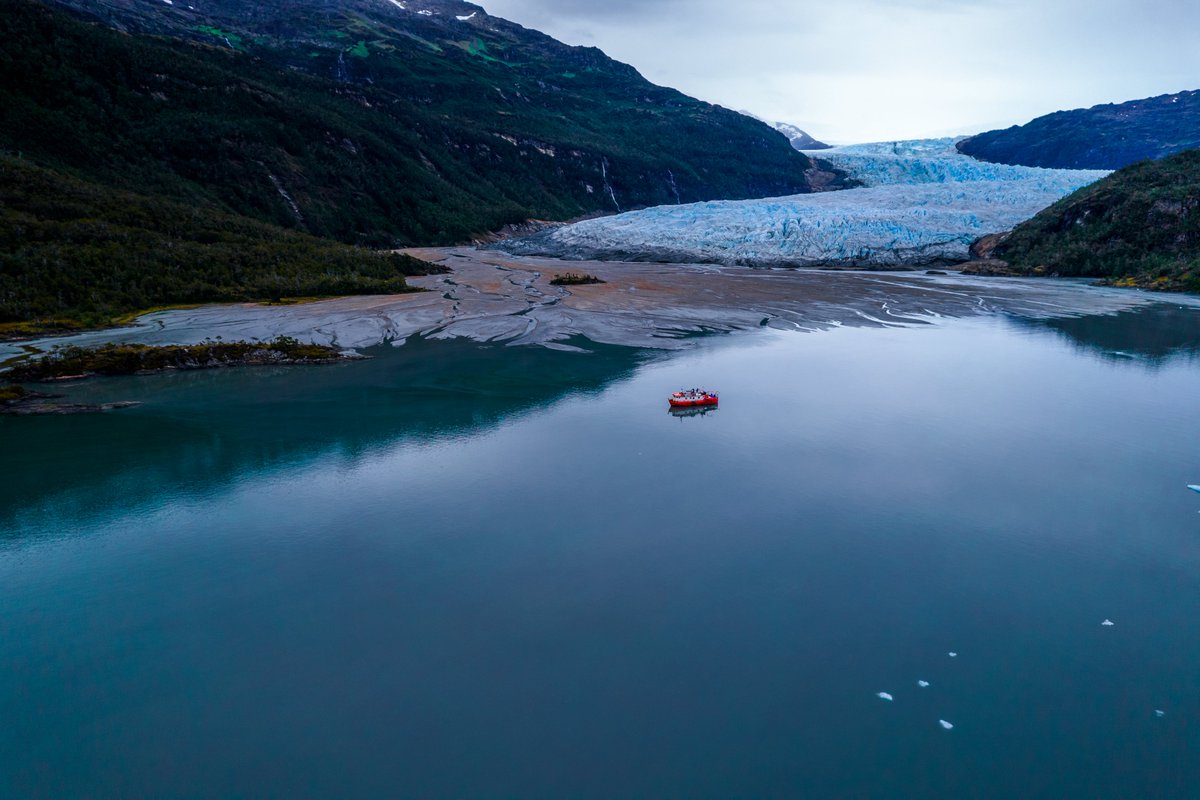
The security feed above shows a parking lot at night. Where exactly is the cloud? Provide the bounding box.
[488,0,685,20]
[482,0,1200,142]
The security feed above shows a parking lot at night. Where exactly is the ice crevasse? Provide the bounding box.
[499,139,1110,267]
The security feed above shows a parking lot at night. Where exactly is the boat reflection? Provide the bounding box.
[668,405,718,420]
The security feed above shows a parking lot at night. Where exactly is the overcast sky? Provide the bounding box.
[482,0,1199,144]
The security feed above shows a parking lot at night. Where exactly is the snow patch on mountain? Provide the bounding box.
[774,121,830,151]
[498,139,1109,268]
[739,110,830,151]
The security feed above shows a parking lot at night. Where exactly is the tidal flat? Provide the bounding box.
[1,248,1193,364]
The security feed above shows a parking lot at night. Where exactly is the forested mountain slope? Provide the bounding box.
[4,0,838,248]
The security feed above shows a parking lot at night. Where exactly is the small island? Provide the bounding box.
[0,382,141,416]
[1,338,349,414]
[5,337,346,383]
[550,273,606,286]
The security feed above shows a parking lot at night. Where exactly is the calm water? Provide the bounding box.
[3,306,1200,798]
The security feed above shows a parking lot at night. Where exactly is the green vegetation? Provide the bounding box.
[1,0,833,251]
[550,273,606,286]
[6,337,343,381]
[0,156,437,328]
[1,319,89,340]
[995,150,1200,293]
[193,25,243,48]
[463,38,515,66]
[0,383,28,403]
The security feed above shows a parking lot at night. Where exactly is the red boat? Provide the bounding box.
[668,389,719,407]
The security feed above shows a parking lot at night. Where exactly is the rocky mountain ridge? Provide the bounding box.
[957,90,1200,170]
[25,0,838,242]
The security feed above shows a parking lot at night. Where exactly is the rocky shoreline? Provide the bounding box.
[1,338,352,415]
[0,386,141,416]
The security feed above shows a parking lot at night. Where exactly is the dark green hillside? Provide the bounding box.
[958,90,1200,170]
[0,156,433,332]
[3,0,837,249]
[992,150,1200,292]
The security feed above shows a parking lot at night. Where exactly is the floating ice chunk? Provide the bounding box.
[877,692,894,701]
[1155,709,1166,717]
[918,680,930,688]
[1102,619,1115,626]
[1187,485,1200,494]
[939,720,954,730]
[948,652,958,658]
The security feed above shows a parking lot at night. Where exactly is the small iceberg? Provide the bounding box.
[948,652,958,658]
[939,720,954,730]
[877,692,894,701]
[1102,619,1115,626]
[1188,485,1200,494]
[918,680,930,688]
[1155,709,1166,717]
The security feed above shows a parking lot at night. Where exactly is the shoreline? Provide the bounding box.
[3,248,1196,364]
[1,339,352,413]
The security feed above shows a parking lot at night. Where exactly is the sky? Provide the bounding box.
[482,0,1200,144]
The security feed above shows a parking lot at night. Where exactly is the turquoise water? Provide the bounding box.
[3,307,1200,797]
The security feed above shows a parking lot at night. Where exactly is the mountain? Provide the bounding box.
[738,112,830,151]
[983,149,1200,292]
[0,0,850,329]
[957,90,1200,170]
[0,155,436,333]
[5,0,838,251]
[772,122,831,151]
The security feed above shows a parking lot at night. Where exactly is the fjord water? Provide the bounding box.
[3,307,1200,798]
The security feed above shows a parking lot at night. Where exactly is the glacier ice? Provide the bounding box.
[498,139,1109,268]
[877,692,894,701]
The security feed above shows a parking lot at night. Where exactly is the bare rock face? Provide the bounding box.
[803,163,852,192]
[960,231,1020,277]
[970,231,1012,261]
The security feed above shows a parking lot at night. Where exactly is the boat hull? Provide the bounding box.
[668,397,718,407]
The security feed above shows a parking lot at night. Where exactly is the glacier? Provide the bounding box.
[497,139,1109,268]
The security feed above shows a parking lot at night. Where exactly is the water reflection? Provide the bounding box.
[668,405,719,420]
[0,337,651,536]
[1015,303,1200,368]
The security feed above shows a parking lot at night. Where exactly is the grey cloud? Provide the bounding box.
[483,0,1200,142]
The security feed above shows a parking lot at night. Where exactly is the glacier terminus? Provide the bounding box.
[497,139,1109,269]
